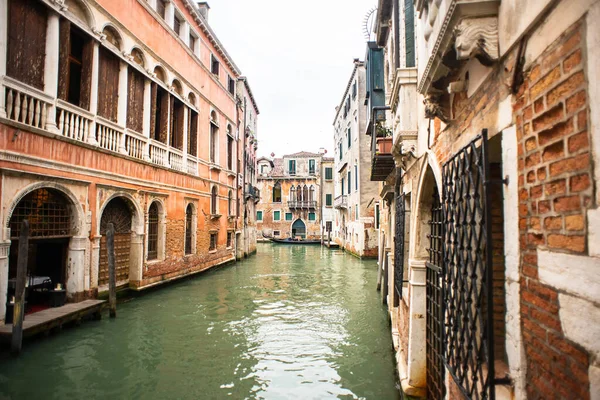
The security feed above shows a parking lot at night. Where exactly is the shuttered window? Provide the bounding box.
[326,194,332,206]
[187,108,198,156]
[126,67,145,133]
[7,0,47,90]
[325,167,333,180]
[58,19,93,109]
[347,128,351,148]
[170,96,184,150]
[348,171,352,194]
[405,0,415,68]
[97,47,120,122]
[157,0,166,19]
[150,83,169,143]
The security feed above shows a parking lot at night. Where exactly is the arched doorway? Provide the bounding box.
[99,197,132,286]
[8,188,73,312]
[291,219,306,239]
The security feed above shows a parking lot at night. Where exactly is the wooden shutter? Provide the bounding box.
[7,0,47,90]
[80,36,93,110]
[187,109,198,156]
[158,87,169,143]
[404,0,415,68]
[58,19,70,101]
[97,47,120,122]
[126,67,145,133]
[168,95,175,147]
[150,82,158,140]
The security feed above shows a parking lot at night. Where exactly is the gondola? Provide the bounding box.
[270,238,321,245]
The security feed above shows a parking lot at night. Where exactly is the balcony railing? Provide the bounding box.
[334,195,348,209]
[1,76,201,177]
[245,184,260,202]
[288,200,317,209]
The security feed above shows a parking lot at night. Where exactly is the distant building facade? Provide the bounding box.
[256,151,332,240]
[332,60,380,257]
[320,157,335,241]
[0,0,256,322]
[237,77,259,257]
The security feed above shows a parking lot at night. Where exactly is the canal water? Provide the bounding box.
[0,244,399,400]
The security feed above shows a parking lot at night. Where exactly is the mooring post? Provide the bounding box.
[11,220,29,355]
[107,223,117,318]
[376,232,385,290]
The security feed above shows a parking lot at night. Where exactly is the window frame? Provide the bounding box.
[209,232,217,251]
[285,212,293,221]
[308,212,316,221]
[325,167,333,180]
[256,210,263,221]
[273,210,281,221]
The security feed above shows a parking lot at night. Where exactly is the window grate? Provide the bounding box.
[185,205,193,255]
[394,189,405,304]
[147,202,159,260]
[442,130,495,400]
[10,188,71,239]
[426,187,445,400]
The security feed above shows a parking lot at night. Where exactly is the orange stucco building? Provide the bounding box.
[0,0,255,322]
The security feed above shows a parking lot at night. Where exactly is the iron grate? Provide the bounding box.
[442,130,495,400]
[147,202,159,260]
[10,188,71,239]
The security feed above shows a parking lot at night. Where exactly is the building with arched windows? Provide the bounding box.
[0,0,258,323]
[255,151,333,240]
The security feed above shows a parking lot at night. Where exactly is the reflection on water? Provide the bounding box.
[0,244,399,400]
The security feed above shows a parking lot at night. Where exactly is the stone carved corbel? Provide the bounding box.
[122,51,134,62]
[147,70,157,79]
[50,0,68,11]
[454,17,499,66]
[92,28,107,41]
[424,94,449,122]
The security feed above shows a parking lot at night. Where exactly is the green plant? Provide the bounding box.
[375,122,392,137]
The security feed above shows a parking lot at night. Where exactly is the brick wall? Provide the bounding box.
[514,20,591,400]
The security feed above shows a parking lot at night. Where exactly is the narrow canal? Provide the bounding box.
[0,244,399,399]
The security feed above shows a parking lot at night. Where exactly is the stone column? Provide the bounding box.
[147,0,157,9]
[129,232,144,288]
[0,0,8,118]
[90,236,101,290]
[182,107,188,165]
[87,41,100,145]
[0,241,10,322]
[118,60,128,154]
[66,236,88,301]
[44,12,60,134]
[406,258,427,388]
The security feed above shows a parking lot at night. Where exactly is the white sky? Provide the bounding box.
[209,0,377,158]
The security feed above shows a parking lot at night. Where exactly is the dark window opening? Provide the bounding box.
[174,16,181,35]
[273,184,282,203]
[210,233,217,250]
[227,232,232,248]
[227,135,234,170]
[309,159,316,174]
[7,0,48,90]
[211,55,220,75]
[58,20,93,109]
[147,202,159,260]
[211,186,218,215]
[157,0,166,19]
[170,96,184,150]
[288,160,296,175]
[189,33,196,50]
[228,75,235,95]
[185,204,193,255]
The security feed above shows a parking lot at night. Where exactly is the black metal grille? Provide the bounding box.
[10,188,71,239]
[394,190,405,305]
[442,130,495,400]
[185,205,193,255]
[426,187,445,400]
[147,202,159,260]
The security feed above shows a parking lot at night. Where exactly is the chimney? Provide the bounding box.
[197,2,210,21]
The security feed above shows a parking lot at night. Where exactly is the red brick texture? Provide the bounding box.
[514,21,592,400]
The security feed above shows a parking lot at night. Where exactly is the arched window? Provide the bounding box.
[309,186,315,202]
[272,182,282,203]
[147,202,159,260]
[102,25,121,50]
[171,79,183,96]
[228,190,233,216]
[303,185,309,204]
[131,48,145,67]
[185,204,193,255]
[153,66,167,83]
[296,185,303,201]
[211,186,218,215]
[290,186,296,202]
[210,111,218,163]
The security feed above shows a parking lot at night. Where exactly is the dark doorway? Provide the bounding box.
[99,198,132,286]
[291,219,306,239]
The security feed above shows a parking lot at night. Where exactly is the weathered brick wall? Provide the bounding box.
[514,20,591,400]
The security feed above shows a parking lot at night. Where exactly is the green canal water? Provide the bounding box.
[0,244,399,400]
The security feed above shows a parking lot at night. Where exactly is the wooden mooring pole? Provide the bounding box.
[106,223,117,318]
[11,220,29,355]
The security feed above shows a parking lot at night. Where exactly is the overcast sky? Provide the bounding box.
[209,0,376,158]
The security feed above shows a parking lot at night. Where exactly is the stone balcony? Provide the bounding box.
[334,195,348,209]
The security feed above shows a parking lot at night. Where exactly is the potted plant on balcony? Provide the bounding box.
[375,123,393,154]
